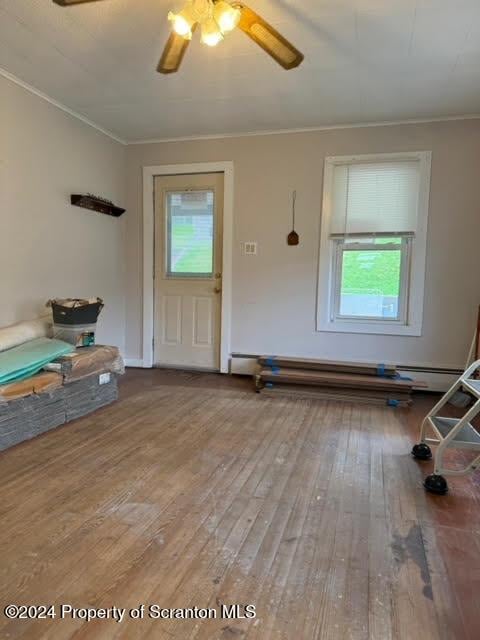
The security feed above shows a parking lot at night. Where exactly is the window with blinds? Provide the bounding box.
[317,152,431,336]
[331,161,420,236]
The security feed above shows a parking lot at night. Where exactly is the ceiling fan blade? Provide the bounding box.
[157,31,193,74]
[53,1,106,5]
[238,4,304,70]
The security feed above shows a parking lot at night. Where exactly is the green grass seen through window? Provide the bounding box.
[170,219,213,274]
[341,249,401,297]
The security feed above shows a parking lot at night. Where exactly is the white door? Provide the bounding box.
[154,173,224,370]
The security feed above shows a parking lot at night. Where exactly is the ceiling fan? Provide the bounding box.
[52,0,304,74]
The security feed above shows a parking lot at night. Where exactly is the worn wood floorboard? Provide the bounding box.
[0,369,478,639]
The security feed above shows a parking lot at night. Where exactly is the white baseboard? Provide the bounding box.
[230,357,258,375]
[125,353,461,392]
[397,369,458,392]
[124,358,145,368]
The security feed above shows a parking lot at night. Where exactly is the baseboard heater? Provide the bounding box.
[229,354,464,392]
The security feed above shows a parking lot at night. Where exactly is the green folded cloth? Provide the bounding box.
[0,338,74,385]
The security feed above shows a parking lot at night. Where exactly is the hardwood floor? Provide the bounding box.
[0,368,479,639]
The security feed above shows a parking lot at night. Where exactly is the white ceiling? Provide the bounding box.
[1,0,480,142]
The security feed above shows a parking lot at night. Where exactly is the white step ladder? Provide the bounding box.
[412,358,480,494]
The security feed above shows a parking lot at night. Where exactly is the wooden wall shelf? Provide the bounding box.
[70,194,125,218]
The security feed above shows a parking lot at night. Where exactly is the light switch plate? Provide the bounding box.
[243,241,257,255]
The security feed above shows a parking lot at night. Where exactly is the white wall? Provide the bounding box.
[125,119,480,370]
[0,75,127,351]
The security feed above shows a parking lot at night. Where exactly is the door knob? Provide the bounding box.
[214,287,222,294]
[215,272,222,279]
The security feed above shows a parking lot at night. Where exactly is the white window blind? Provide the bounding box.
[331,161,420,235]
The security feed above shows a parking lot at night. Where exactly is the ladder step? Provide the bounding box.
[462,378,480,397]
[430,416,480,449]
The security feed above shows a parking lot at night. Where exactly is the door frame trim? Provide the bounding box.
[142,161,234,372]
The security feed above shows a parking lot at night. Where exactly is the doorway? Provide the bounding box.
[153,172,224,370]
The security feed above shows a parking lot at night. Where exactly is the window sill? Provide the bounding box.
[317,319,422,337]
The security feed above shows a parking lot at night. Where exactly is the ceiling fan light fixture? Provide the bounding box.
[200,16,224,46]
[168,6,196,40]
[51,0,304,75]
[213,1,241,33]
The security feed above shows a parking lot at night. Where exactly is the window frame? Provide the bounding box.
[331,235,412,324]
[317,151,432,337]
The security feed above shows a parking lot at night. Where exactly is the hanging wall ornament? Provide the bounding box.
[287,190,299,246]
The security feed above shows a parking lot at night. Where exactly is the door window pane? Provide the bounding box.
[166,190,214,276]
[338,244,402,319]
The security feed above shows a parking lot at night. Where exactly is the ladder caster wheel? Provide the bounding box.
[411,443,432,460]
[424,474,448,495]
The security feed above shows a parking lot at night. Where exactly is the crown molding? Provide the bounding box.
[0,66,127,145]
[127,113,480,145]
[2,66,479,147]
